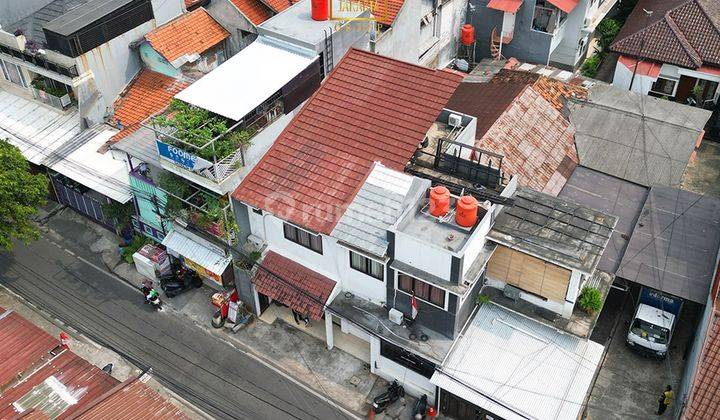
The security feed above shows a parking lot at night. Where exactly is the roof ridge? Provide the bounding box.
[665,9,704,67]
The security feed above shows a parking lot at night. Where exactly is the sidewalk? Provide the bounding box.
[35,204,415,419]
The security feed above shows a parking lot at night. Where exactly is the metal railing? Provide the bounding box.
[30,87,72,110]
[0,46,78,78]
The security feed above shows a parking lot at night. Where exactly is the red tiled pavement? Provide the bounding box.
[145,8,230,63]
[252,251,336,320]
[232,48,463,234]
[611,0,720,68]
[232,0,274,25]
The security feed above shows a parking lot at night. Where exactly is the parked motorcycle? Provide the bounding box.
[160,266,202,298]
[372,380,404,414]
[413,394,427,419]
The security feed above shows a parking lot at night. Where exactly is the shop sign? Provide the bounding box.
[156,140,213,172]
[184,257,223,285]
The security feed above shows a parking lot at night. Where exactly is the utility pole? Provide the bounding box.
[629,9,653,92]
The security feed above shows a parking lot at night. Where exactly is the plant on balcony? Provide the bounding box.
[154,100,257,162]
[578,286,603,315]
[157,172,190,218]
[31,78,67,98]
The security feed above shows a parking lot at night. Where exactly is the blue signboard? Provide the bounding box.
[639,287,683,315]
[156,140,213,171]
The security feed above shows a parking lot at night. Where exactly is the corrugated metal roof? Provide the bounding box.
[331,163,427,257]
[110,124,161,166]
[161,227,232,276]
[0,308,59,387]
[431,302,604,420]
[0,89,80,165]
[617,186,720,303]
[488,187,617,274]
[570,84,711,187]
[77,380,189,419]
[559,167,649,274]
[43,0,135,36]
[175,36,317,121]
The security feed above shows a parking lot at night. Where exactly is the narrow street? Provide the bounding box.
[0,231,354,420]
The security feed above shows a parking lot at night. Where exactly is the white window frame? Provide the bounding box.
[649,76,679,97]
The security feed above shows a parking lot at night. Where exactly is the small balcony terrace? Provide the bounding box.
[144,97,283,194]
[29,76,74,110]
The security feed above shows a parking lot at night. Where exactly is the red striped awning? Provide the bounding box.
[487,0,523,13]
[547,0,580,13]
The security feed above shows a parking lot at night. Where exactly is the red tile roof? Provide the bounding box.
[0,307,186,419]
[145,8,230,63]
[231,0,274,25]
[369,0,405,26]
[252,251,336,320]
[446,73,578,196]
[262,0,294,13]
[184,0,205,10]
[685,309,720,419]
[611,0,720,68]
[232,49,463,234]
[76,379,190,420]
[110,69,190,143]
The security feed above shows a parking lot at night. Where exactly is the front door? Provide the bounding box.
[675,75,697,103]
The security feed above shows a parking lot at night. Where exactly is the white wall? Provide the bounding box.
[152,0,183,26]
[246,209,389,304]
[376,356,436,402]
[393,231,453,281]
[374,0,420,63]
[75,20,157,125]
[611,60,654,95]
[460,207,493,278]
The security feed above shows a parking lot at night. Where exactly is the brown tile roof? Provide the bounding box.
[231,0,273,25]
[76,379,190,420]
[262,0,294,13]
[446,73,579,196]
[145,8,230,63]
[252,251,336,320]
[110,69,190,143]
[232,49,463,234]
[611,0,720,68]
[184,0,205,9]
[368,0,405,26]
[685,308,720,419]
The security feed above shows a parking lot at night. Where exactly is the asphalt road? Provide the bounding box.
[0,234,353,420]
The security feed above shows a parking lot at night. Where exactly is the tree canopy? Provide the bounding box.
[0,140,49,250]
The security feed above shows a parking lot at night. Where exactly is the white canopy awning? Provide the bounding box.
[174,36,317,121]
[161,228,232,276]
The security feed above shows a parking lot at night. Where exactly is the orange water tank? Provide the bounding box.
[311,0,329,21]
[461,24,475,46]
[429,186,451,217]
[456,195,478,227]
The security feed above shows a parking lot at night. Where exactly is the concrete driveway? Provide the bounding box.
[586,284,701,419]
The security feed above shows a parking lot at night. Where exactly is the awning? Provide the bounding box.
[487,0,523,14]
[49,126,132,203]
[161,228,232,279]
[251,251,336,320]
[547,0,579,13]
[174,36,317,121]
[618,55,662,78]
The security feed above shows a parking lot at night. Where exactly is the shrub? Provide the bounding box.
[578,286,603,314]
[581,54,602,78]
[476,294,490,306]
[596,19,621,52]
[121,235,150,264]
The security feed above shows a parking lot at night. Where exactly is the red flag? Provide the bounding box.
[411,294,419,320]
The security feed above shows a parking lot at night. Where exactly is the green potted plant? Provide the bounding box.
[578,286,603,315]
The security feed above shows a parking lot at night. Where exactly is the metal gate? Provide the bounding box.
[52,176,116,230]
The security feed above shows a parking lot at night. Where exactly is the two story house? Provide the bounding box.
[468,0,617,69]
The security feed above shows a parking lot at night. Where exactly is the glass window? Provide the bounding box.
[380,340,436,378]
[0,59,26,87]
[650,78,677,96]
[349,251,383,280]
[397,273,446,308]
[283,222,323,254]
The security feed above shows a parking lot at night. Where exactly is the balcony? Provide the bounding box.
[0,44,79,79]
[532,1,567,34]
[146,98,283,194]
[30,77,73,110]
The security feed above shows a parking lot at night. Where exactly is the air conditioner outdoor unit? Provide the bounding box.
[389,308,404,325]
[448,113,462,128]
